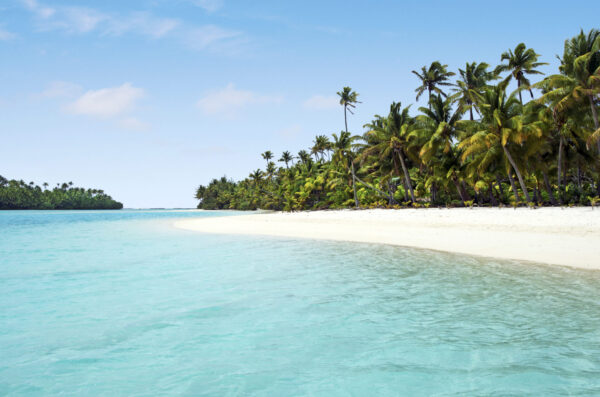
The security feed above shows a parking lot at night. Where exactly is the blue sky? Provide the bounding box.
[1,0,598,208]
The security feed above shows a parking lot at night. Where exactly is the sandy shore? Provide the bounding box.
[175,208,600,269]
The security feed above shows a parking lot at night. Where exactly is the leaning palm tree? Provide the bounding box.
[536,50,600,147]
[412,61,455,107]
[451,62,495,120]
[495,43,547,104]
[459,82,542,203]
[279,151,293,168]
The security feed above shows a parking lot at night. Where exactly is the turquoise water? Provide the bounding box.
[1,210,599,396]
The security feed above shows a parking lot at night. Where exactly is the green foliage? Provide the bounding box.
[0,176,123,210]
[195,29,600,211]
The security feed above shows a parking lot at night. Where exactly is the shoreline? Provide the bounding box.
[174,208,600,270]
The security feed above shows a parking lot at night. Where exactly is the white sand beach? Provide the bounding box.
[175,208,600,269]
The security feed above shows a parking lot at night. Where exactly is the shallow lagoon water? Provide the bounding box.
[1,210,599,396]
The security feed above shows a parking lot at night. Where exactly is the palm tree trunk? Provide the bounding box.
[542,170,557,205]
[506,170,520,203]
[460,181,471,201]
[469,107,473,121]
[354,175,397,204]
[588,95,600,152]
[344,104,348,133]
[396,148,415,202]
[452,177,466,206]
[488,182,498,206]
[557,136,564,197]
[350,160,359,208]
[428,87,432,109]
[495,175,505,199]
[502,145,531,202]
[517,79,523,105]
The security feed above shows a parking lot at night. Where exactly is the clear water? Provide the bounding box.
[1,210,599,396]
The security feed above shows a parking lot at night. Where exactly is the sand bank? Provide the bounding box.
[175,208,600,269]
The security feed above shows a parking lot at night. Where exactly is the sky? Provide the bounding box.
[1,0,599,208]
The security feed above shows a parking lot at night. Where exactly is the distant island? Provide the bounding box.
[196,29,600,211]
[0,175,123,210]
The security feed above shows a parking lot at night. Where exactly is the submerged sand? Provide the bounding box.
[174,208,600,269]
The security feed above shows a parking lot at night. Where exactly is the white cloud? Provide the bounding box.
[0,27,16,41]
[20,1,247,54]
[186,25,242,51]
[197,83,282,117]
[303,95,339,110]
[67,83,144,118]
[118,117,150,131]
[39,81,82,98]
[21,0,55,19]
[191,0,224,12]
[104,12,180,38]
[22,2,179,39]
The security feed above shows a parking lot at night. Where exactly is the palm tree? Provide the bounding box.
[279,151,293,168]
[452,62,495,120]
[337,86,361,207]
[337,86,360,134]
[261,151,273,167]
[411,95,468,204]
[537,51,600,147]
[460,82,541,203]
[362,102,416,202]
[332,130,360,207]
[412,61,455,107]
[495,43,547,104]
[297,150,311,165]
[312,135,332,161]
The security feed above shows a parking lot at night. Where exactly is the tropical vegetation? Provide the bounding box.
[0,176,123,210]
[196,29,600,211]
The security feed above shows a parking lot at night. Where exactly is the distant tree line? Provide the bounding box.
[194,29,600,210]
[0,175,123,210]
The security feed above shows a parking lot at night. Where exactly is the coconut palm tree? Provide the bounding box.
[411,95,468,203]
[311,135,332,161]
[332,130,360,207]
[362,102,416,202]
[495,43,547,104]
[412,61,455,107]
[261,151,273,168]
[337,86,360,134]
[279,151,293,168]
[451,62,495,120]
[460,82,542,203]
[337,87,361,207]
[296,150,311,165]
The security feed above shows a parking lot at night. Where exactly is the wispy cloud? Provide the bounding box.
[38,81,82,98]
[197,83,282,118]
[303,95,339,110]
[186,25,242,51]
[20,1,245,53]
[190,0,224,12]
[0,27,16,41]
[67,83,144,118]
[21,0,55,19]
